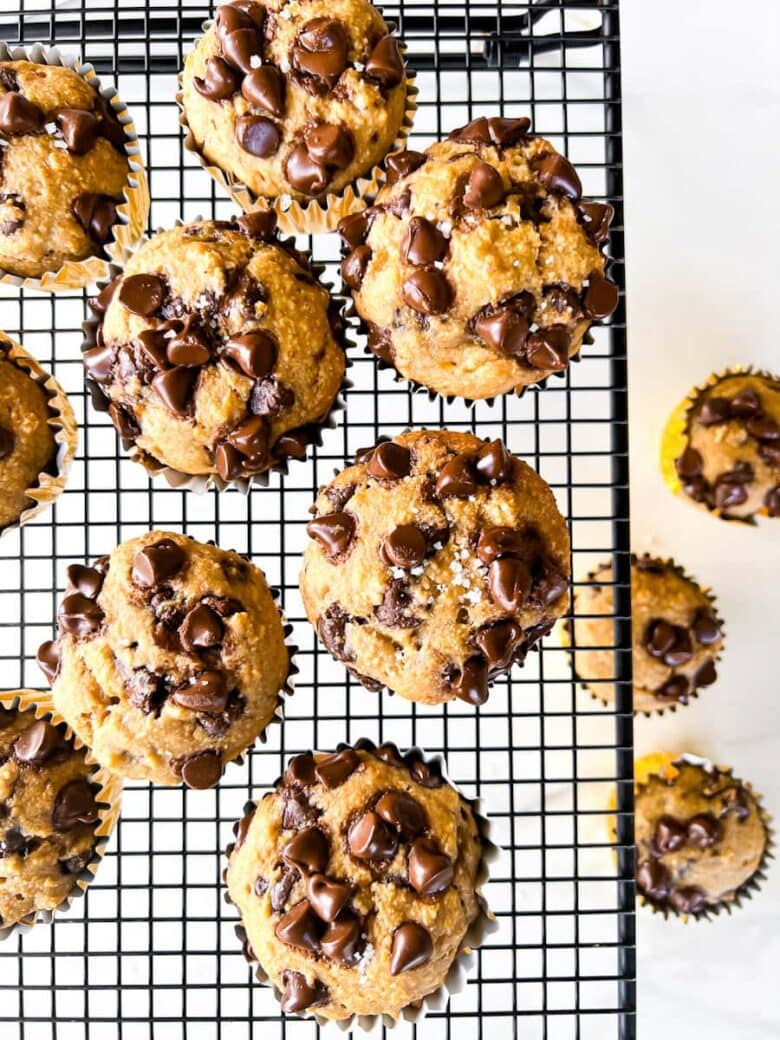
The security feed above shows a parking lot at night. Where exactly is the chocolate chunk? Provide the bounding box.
[280,970,329,1013]
[693,658,718,688]
[653,815,686,854]
[348,810,398,861]
[0,92,45,135]
[463,161,505,209]
[402,216,447,266]
[338,209,373,248]
[306,873,352,922]
[366,441,412,479]
[227,415,270,469]
[172,672,229,713]
[57,108,99,154]
[315,748,360,788]
[340,245,372,289]
[282,789,317,830]
[385,149,426,185]
[489,557,533,611]
[675,446,704,480]
[0,424,15,459]
[180,750,223,789]
[375,791,426,839]
[292,18,348,89]
[448,656,489,706]
[474,305,529,358]
[691,609,721,646]
[241,66,285,117]
[686,812,722,849]
[636,858,671,901]
[271,869,296,913]
[127,668,169,715]
[282,825,330,874]
[66,564,104,600]
[577,200,614,243]
[435,454,477,498]
[408,837,454,896]
[667,886,707,915]
[382,524,427,569]
[654,675,690,704]
[390,922,433,975]
[583,270,619,320]
[14,720,63,765]
[476,439,515,483]
[474,619,522,671]
[476,525,525,565]
[118,274,164,316]
[275,899,322,952]
[525,326,570,371]
[375,579,421,629]
[284,143,331,195]
[401,267,453,315]
[222,26,262,74]
[194,56,241,101]
[304,123,353,169]
[37,639,62,684]
[58,592,105,637]
[320,910,362,964]
[132,538,186,587]
[364,34,404,88]
[72,193,117,244]
[52,780,98,830]
[534,153,582,199]
[307,512,356,558]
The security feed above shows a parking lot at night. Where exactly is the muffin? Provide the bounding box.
[180,0,410,225]
[225,741,489,1021]
[38,531,290,788]
[83,216,346,487]
[337,114,618,400]
[634,754,770,917]
[0,703,104,931]
[300,430,570,705]
[662,369,780,522]
[567,554,724,714]
[0,332,76,535]
[0,58,133,281]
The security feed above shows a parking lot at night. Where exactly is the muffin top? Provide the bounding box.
[635,757,768,916]
[226,742,484,1020]
[40,531,289,787]
[84,216,346,481]
[568,555,724,714]
[674,371,780,521]
[0,60,129,279]
[180,0,408,203]
[0,338,57,531]
[338,115,618,400]
[300,429,570,706]
[0,706,101,929]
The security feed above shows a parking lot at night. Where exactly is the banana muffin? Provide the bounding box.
[226,741,486,1020]
[338,114,618,400]
[0,705,102,929]
[663,369,780,522]
[567,554,724,714]
[180,0,408,207]
[0,59,130,279]
[83,216,346,484]
[300,430,570,705]
[634,755,770,917]
[39,531,289,787]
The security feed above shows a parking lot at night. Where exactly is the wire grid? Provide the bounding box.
[0,1,635,1037]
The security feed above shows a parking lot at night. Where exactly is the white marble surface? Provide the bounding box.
[621,1,780,1035]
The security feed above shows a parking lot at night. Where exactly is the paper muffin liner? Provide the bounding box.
[0,42,149,293]
[177,14,417,235]
[222,743,500,1030]
[80,219,353,495]
[660,365,780,525]
[609,751,774,923]
[0,688,123,941]
[0,332,77,541]
[559,553,725,717]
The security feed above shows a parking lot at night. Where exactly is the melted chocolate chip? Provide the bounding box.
[235,209,278,240]
[180,750,223,789]
[366,441,412,479]
[275,899,322,952]
[280,970,329,1013]
[375,579,421,629]
[72,193,117,244]
[66,563,104,599]
[249,377,294,417]
[222,26,262,75]
[382,524,428,569]
[402,216,447,266]
[37,639,62,684]
[653,815,686,854]
[348,810,398,861]
[194,56,242,101]
[241,66,285,117]
[583,270,619,320]
[341,244,372,289]
[675,446,704,479]
[686,812,722,849]
[464,161,505,209]
[172,672,229,714]
[375,791,426,839]
[165,317,211,367]
[119,274,164,317]
[320,910,363,964]
[476,525,525,565]
[474,619,522,671]
[222,331,277,379]
[316,603,353,662]
[448,115,531,147]
[315,748,360,788]
[534,152,582,199]
[436,454,477,498]
[57,108,99,154]
[236,115,282,158]
[476,439,515,483]
[227,415,270,469]
[292,18,348,89]
[282,789,318,830]
[488,557,533,611]
[385,149,426,184]
[307,512,356,558]
[390,922,432,975]
[693,658,718,688]
[474,304,529,358]
[364,34,404,88]
[304,123,353,169]
[285,751,316,787]
[448,656,489,706]
[282,825,330,873]
[337,209,373,248]
[691,609,721,646]
[577,200,614,243]
[284,144,331,195]
[305,873,352,922]
[0,92,45,135]
[14,720,63,765]
[52,780,98,830]
[526,326,570,371]
[132,539,186,587]
[408,837,454,896]
[654,675,690,704]
[667,886,707,915]
[58,592,105,638]
[636,858,671,901]
[401,267,453,315]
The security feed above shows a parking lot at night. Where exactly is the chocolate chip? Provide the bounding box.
[385,149,426,184]
[0,92,45,136]
[0,424,14,459]
[37,639,62,684]
[241,66,285,117]
[180,750,223,789]
[364,34,404,88]
[577,200,614,243]
[280,970,329,1013]
[341,245,372,289]
[390,922,433,975]
[730,388,762,417]
[57,108,99,154]
[667,886,707,915]
[696,396,731,426]
[275,429,310,460]
[235,114,282,157]
[746,414,780,442]
[316,603,353,661]
[463,161,505,209]
[764,485,780,517]
[307,512,356,558]
[58,592,105,638]
[692,658,717,688]
[534,153,582,199]
[449,115,531,147]
[375,791,426,839]
[654,675,690,704]
[194,56,242,101]
[315,748,361,789]
[474,305,529,358]
[476,439,515,483]
[235,209,277,240]
[402,216,447,266]
[215,2,262,40]
[686,812,722,849]
[275,899,322,952]
[284,753,316,788]
[320,910,362,964]
[172,672,229,713]
[72,193,117,244]
[232,802,256,853]
[66,564,104,600]
[118,274,164,316]
[249,377,294,418]
[293,18,348,89]
[304,123,353,169]
[366,441,412,479]
[132,538,186,587]
[227,415,270,469]
[178,604,224,652]
[14,720,63,765]
[448,656,489,706]
[222,329,276,380]
[644,619,676,659]
[401,267,453,315]
[52,780,98,830]
[282,825,330,873]
[476,525,524,565]
[222,26,262,74]
[525,326,570,371]
[375,579,421,630]
[338,209,373,248]
[474,619,522,671]
[714,474,750,511]
[636,858,671,901]
[436,454,477,498]
[675,446,704,480]
[305,873,352,922]
[583,270,619,320]
[408,837,454,896]
[691,609,721,646]
[653,815,686,854]
[382,525,427,569]
[271,868,296,912]
[488,557,533,611]
[282,790,318,830]
[348,810,398,861]
[284,143,331,195]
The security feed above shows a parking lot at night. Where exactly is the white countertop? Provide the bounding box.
[621,1,780,1035]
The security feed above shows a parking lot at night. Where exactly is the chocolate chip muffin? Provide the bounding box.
[300,430,570,705]
[180,0,409,213]
[226,741,488,1020]
[0,59,131,280]
[663,369,780,522]
[338,115,618,400]
[567,554,724,714]
[39,532,290,788]
[634,755,770,918]
[83,216,346,485]
[0,705,103,930]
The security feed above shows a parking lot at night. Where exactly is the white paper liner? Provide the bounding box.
[0,42,149,293]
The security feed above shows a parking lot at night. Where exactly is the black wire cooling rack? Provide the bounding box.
[0,1,635,1036]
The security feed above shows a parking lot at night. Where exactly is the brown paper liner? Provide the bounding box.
[222,743,500,1029]
[80,220,352,494]
[0,332,77,541]
[0,689,123,940]
[0,42,149,293]
[177,17,417,235]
